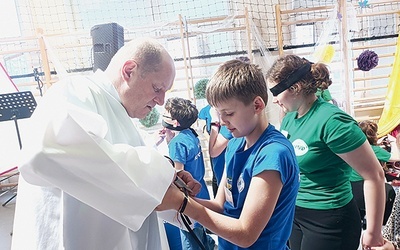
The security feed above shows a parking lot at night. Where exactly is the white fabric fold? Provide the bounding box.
[12,72,174,250]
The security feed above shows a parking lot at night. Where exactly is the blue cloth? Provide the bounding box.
[198,104,233,184]
[180,227,215,250]
[168,129,214,249]
[164,223,182,250]
[198,105,212,133]
[211,126,233,184]
[168,129,210,208]
[219,124,300,250]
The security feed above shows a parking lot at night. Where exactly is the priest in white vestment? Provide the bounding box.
[11,37,198,250]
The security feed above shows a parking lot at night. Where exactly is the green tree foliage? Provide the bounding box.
[194,78,209,99]
[139,108,160,128]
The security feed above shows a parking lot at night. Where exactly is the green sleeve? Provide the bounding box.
[372,145,391,162]
[321,89,332,101]
[316,89,332,102]
[323,113,366,154]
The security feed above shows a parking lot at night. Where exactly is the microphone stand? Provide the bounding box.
[33,68,44,97]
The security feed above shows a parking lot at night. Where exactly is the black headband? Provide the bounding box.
[270,62,312,96]
[161,120,198,137]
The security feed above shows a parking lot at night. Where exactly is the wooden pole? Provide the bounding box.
[184,21,196,102]
[339,0,351,114]
[178,15,192,101]
[275,4,284,56]
[36,28,52,89]
[244,7,253,62]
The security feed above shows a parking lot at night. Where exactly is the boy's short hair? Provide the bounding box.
[206,59,268,107]
[165,97,198,128]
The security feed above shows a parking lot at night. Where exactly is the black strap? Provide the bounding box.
[180,189,206,250]
[179,194,188,214]
[270,62,312,96]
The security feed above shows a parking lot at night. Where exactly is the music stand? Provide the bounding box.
[0,91,37,206]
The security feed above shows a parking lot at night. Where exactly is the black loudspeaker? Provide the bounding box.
[90,23,124,72]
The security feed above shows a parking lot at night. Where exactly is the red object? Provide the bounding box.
[390,124,400,139]
[0,63,19,92]
[0,166,18,176]
[392,179,400,186]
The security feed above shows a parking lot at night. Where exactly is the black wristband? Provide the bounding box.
[211,122,221,129]
[179,193,188,214]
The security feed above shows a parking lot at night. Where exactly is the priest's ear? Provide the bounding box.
[122,60,138,80]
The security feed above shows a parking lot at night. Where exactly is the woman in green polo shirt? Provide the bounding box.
[266,55,386,250]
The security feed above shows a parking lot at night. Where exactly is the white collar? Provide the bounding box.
[93,70,121,102]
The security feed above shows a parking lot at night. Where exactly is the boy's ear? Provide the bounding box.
[174,119,180,127]
[253,96,265,113]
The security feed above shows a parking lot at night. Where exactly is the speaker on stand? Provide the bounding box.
[90,23,124,72]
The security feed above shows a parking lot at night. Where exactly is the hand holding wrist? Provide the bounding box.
[211,122,221,129]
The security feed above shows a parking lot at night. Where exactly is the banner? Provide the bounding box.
[377,34,400,137]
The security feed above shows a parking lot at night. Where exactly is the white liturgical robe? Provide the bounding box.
[11,71,175,250]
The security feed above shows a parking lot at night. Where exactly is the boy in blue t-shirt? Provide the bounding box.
[157,60,300,250]
[162,97,215,250]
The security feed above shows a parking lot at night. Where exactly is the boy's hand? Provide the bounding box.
[155,128,166,146]
[164,128,175,144]
[177,170,201,196]
[156,184,184,211]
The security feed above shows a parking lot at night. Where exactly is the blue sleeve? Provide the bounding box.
[198,105,211,133]
[198,105,211,120]
[168,140,188,165]
[220,126,233,140]
[253,143,293,184]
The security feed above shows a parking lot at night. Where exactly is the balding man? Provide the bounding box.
[12,37,199,250]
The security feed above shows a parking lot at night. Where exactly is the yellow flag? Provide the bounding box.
[377,34,400,137]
